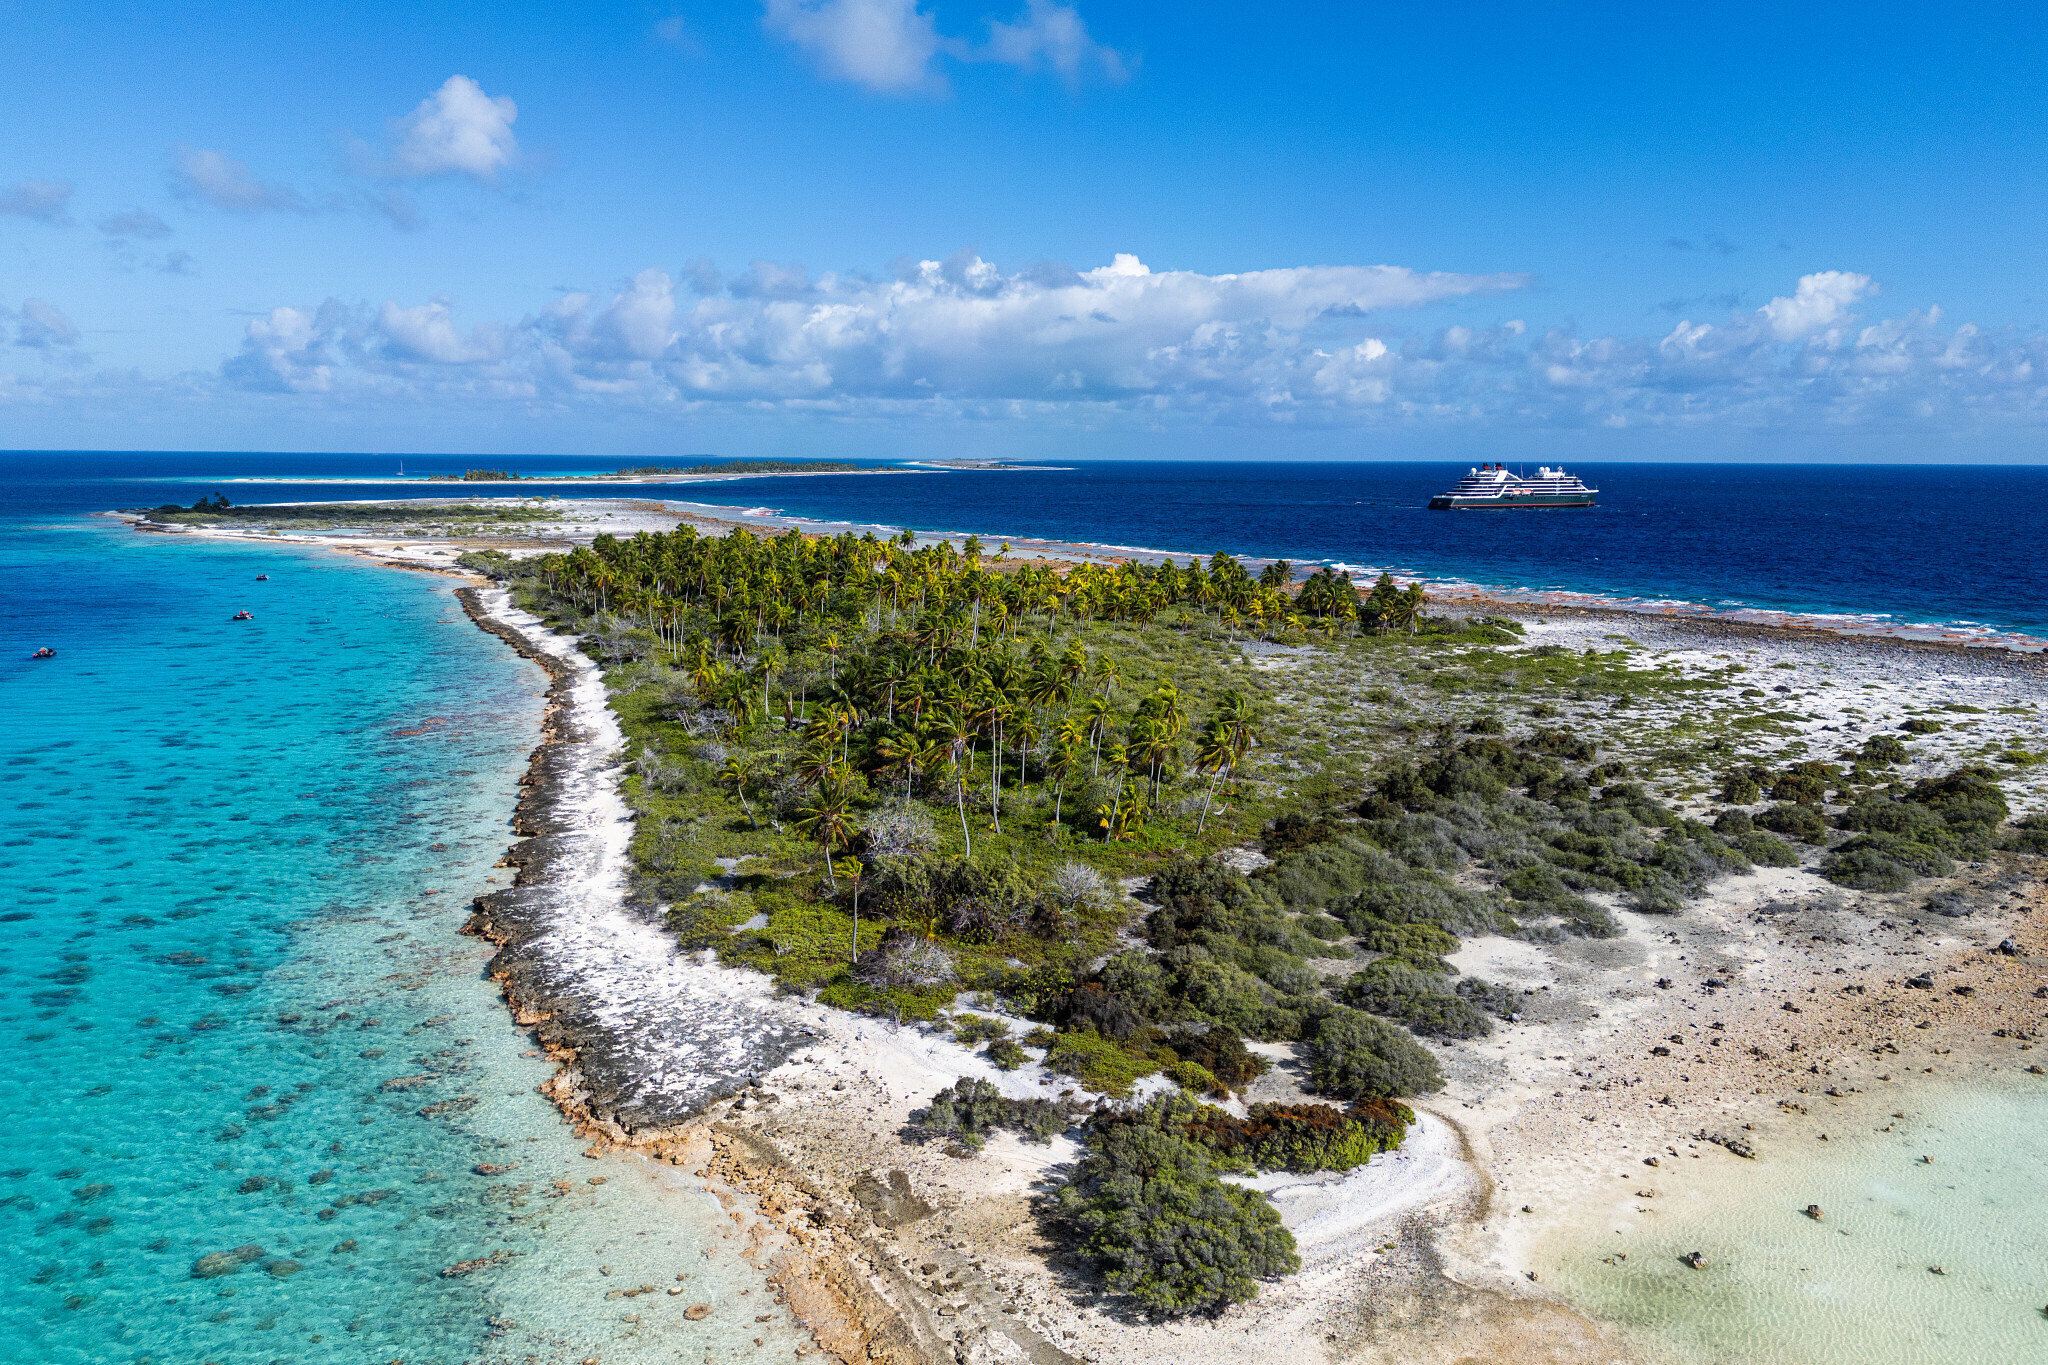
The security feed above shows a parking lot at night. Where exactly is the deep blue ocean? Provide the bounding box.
[11,450,2042,640]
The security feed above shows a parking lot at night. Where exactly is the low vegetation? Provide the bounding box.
[452,520,2034,1318]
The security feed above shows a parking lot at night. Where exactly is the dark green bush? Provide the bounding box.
[913,1077,1073,1149]
[1338,959,1492,1039]
[1757,802,1828,843]
[1717,764,1768,804]
[1901,766,2009,850]
[1711,808,1754,836]
[2010,815,2048,855]
[1111,1092,1410,1175]
[1527,729,1598,762]
[1901,718,1944,734]
[1299,913,1349,942]
[1770,761,1841,806]
[985,1037,1027,1070]
[1822,834,1955,890]
[1055,1123,1299,1315]
[1304,1007,1443,1100]
[1735,831,1802,866]
[1860,735,1910,764]
[1166,1026,1269,1093]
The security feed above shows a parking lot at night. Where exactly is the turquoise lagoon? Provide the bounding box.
[0,509,799,1364]
[1534,1079,2048,1363]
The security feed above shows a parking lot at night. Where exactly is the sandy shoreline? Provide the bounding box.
[110,504,2048,1364]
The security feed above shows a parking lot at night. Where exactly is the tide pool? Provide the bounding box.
[1533,1080,2048,1364]
[0,515,796,1363]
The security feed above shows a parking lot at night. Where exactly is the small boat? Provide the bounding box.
[232,611,254,621]
[256,574,269,581]
[32,647,55,659]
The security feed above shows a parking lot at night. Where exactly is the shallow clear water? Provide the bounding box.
[1534,1083,2048,1364]
[0,510,800,1363]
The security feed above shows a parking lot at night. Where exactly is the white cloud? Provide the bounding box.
[765,0,1126,92]
[1760,270,1874,341]
[377,299,506,363]
[13,299,81,349]
[99,208,173,238]
[206,264,2048,436]
[170,146,308,214]
[764,0,944,93]
[983,0,1125,82]
[222,304,346,392]
[224,252,1523,408]
[0,179,75,224]
[381,76,521,182]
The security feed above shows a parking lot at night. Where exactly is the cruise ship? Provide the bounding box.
[1428,463,1598,510]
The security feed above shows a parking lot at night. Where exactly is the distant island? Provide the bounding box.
[424,460,863,483]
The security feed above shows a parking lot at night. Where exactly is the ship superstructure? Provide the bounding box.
[1428,463,1597,510]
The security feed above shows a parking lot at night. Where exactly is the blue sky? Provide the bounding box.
[4,0,2048,459]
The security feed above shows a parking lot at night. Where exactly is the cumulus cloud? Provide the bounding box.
[206,264,2048,435]
[764,0,944,92]
[0,179,75,224]
[377,298,506,364]
[982,0,1125,82]
[170,146,309,214]
[222,252,1521,407]
[99,208,173,238]
[221,302,349,392]
[765,0,1126,92]
[1759,269,1873,341]
[13,299,81,349]
[376,76,521,182]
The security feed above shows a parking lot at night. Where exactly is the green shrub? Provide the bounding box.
[1304,1007,1443,1100]
[1901,766,2009,850]
[985,1036,1027,1070]
[2008,815,2048,855]
[951,1014,1012,1045]
[1711,808,1754,836]
[1043,1030,1160,1098]
[1338,959,1492,1040]
[1860,735,1910,764]
[913,1077,1073,1149]
[1351,918,1459,963]
[1822,834,1954,890]
[1718,774,1762,804]
[1735,831,1801,866]
[1900,718,1945,734]
[1166,1026,1269,1093]
[1055,1123,1299,1316]
[1769,763,1836,805]
[1112,1092,1409,1175]
[1757,802,1827,843]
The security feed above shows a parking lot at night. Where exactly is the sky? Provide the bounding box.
[4,0,2048,460]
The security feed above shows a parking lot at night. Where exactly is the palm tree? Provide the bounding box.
[793,775,855,892]
[1079,695,1113,776]
[718,754,756,826]
[934,707,974,857]
[835,855,865,964]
